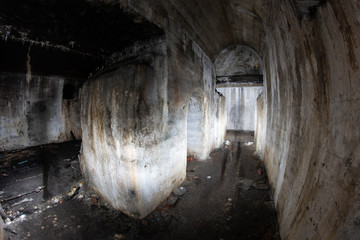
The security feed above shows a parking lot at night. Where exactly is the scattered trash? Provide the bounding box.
[68,186,78,196]
[1,186,45,203]
[51,196,61,204]
[166,195,179,206]
[17,160,28,165]
[252,182,270,190]
[173,187,186,197]
[19,214,27,222]
[114,233,126,239]
[227,198,232,202]
[64,187,80,202]
[187,156,197,162]
[225,140,231,146]
[5,218,11,224]
[186,176,200,185]
[257,167,263,176]
[0,190,4,195]
[4,227,17,235]
[207,176,212,179]
[11,198,33,207]
[245,142,254,146]
[238,177,270,190]
[238,178,255,190]
[91,195,98,204]
[16,173,43,182]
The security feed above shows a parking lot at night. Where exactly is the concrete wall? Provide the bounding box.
[255,91,266,160]
[0,73,82,151]
[217,87,263,131]
[256,1,360,239]
[80,36,226,218]
[187,91,206,158]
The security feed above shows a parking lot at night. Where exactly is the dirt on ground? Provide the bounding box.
[0,131,280,240]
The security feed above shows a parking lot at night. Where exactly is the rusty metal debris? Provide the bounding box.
[4,227,17,235]
[0,186,45,203]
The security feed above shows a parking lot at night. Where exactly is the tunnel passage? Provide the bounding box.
[215,45,264,131]
[1,0,359,239]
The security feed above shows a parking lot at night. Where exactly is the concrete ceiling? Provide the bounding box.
[0,0,325,60]
[0,0,163,57]
[163,0,270,59]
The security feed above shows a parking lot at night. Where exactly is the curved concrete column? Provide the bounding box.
[80,54,186,218]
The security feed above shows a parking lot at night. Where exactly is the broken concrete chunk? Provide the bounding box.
[173,187,186,197]
[167,196,179,206]
[238,178,254,190]
[251,182,269,190]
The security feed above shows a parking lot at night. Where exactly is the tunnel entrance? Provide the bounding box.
[215,45,264,132]
[187,91,205,159]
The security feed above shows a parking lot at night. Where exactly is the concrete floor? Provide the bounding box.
[0,131,279,240]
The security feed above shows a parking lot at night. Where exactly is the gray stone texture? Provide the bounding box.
[0,73,82,151]
[257,1,360,239]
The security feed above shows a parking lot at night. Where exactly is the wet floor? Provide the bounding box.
[0,131,280,240]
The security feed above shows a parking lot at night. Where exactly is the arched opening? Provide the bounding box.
[215,45,264,132]
[187,91,206,159]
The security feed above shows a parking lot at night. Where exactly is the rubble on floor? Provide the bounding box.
[0,132,280,240]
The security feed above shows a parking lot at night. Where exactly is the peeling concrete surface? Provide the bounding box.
[0,73,82,151]
[256,1,360,239]
[81,52,176,219]
[255,91,266,160]
[80,35,226,217]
